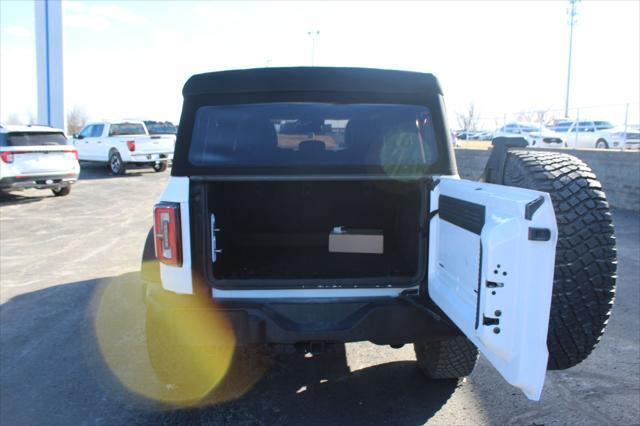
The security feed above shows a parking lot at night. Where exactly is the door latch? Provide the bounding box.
[482,315,500,326]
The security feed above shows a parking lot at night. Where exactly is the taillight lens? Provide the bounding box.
[126,140,135,152]
[154,202,182,266]
[0,151,14,163]
[63,149,78,160]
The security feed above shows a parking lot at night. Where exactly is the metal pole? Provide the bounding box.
[307,30,319,66]
[574,107,580,148]
[539,111,544,135]
[35,0,65,130]
[622,103,629,150]
[564,0,578,118]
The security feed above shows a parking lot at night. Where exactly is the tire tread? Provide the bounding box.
[502,150,617,370]
[414,336,478,379]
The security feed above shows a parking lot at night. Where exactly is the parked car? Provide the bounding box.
[141,68,616,403]
[474,131,494,140]
[0,124,79,196]
[455,130,476,140]
[494,122,561,147]
[551,120,616,149]
[528,131,565,149]
[72,120,174,175]
[608,124,640,149]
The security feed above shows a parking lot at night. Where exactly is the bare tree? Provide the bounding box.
[456,103,479,131]
[67,106,88,135]
[516,109,550,125]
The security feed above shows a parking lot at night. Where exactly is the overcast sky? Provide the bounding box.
[1,0,639,128]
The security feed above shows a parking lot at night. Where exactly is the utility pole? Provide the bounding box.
[307,30,320,66]
[564,0,578,118]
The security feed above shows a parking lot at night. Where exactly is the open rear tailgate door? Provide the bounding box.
[428,177,557,400]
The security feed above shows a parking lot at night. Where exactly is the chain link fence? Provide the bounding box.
[454,102,640,150]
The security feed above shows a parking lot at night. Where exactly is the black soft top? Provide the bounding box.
[172,67,455,177]
[183,67,443,98]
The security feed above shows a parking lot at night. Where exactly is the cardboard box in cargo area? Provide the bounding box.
[328,227,384,254]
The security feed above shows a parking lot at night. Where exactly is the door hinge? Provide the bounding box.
[211,214,222,262]
[426,177,441,191]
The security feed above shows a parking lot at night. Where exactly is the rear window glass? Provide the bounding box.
[553,123,571,132]
[189,103,438,172]
[109,123,146,136]
[594,121,614,130]
[145,121,177,135]
[520,125,540,133]
[1,132,68,147]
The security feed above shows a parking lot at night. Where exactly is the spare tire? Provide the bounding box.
[491,150,617,370]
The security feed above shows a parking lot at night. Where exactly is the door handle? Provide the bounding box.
[96,141,102,143]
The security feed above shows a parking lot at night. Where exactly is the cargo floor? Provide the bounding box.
[214,247,415,280]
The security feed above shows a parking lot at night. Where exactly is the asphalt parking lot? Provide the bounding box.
[1,163,639,426]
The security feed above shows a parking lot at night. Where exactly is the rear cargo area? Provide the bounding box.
[207,180,425,284]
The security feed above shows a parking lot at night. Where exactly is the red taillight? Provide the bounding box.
[0,151,14,163]
[126,140,135,152]
[154,203,182,266]
[63,149,78,160]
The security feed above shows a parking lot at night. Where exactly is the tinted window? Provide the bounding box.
[79,125,93,138]
[553,123,571,132]
[572,123,593,132]
[109,123,146,136]
[503,124,519,133]
[189,103,438,172]
[594,121,614,130]
[2,132,68,147]
[146,121,177,135]
[91,125,104,137]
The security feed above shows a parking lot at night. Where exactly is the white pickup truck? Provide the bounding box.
[72,120,174,175]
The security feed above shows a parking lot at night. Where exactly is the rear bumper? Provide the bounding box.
[144,283,458,346]
[129,152,173,163]
[0,173,78,190]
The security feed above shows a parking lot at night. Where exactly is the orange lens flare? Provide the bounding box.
[91,266,268,407]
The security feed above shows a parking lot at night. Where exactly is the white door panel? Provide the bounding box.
[429,177,557,400]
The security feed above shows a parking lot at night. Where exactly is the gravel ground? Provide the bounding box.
[1,163,638,426]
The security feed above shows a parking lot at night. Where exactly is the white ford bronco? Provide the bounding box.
[141,68,616,402]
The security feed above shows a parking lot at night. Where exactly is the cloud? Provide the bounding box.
[4,25,33,39]
[63,1,144,30]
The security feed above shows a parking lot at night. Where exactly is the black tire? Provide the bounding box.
[109,150,126,175]
[414,336,478,379]
[499,150,617,370]
[51,186,71,196]
[153,162,168,172]
[596,139,609,149]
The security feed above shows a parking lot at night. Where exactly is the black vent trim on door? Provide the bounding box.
[439,195,486,235]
